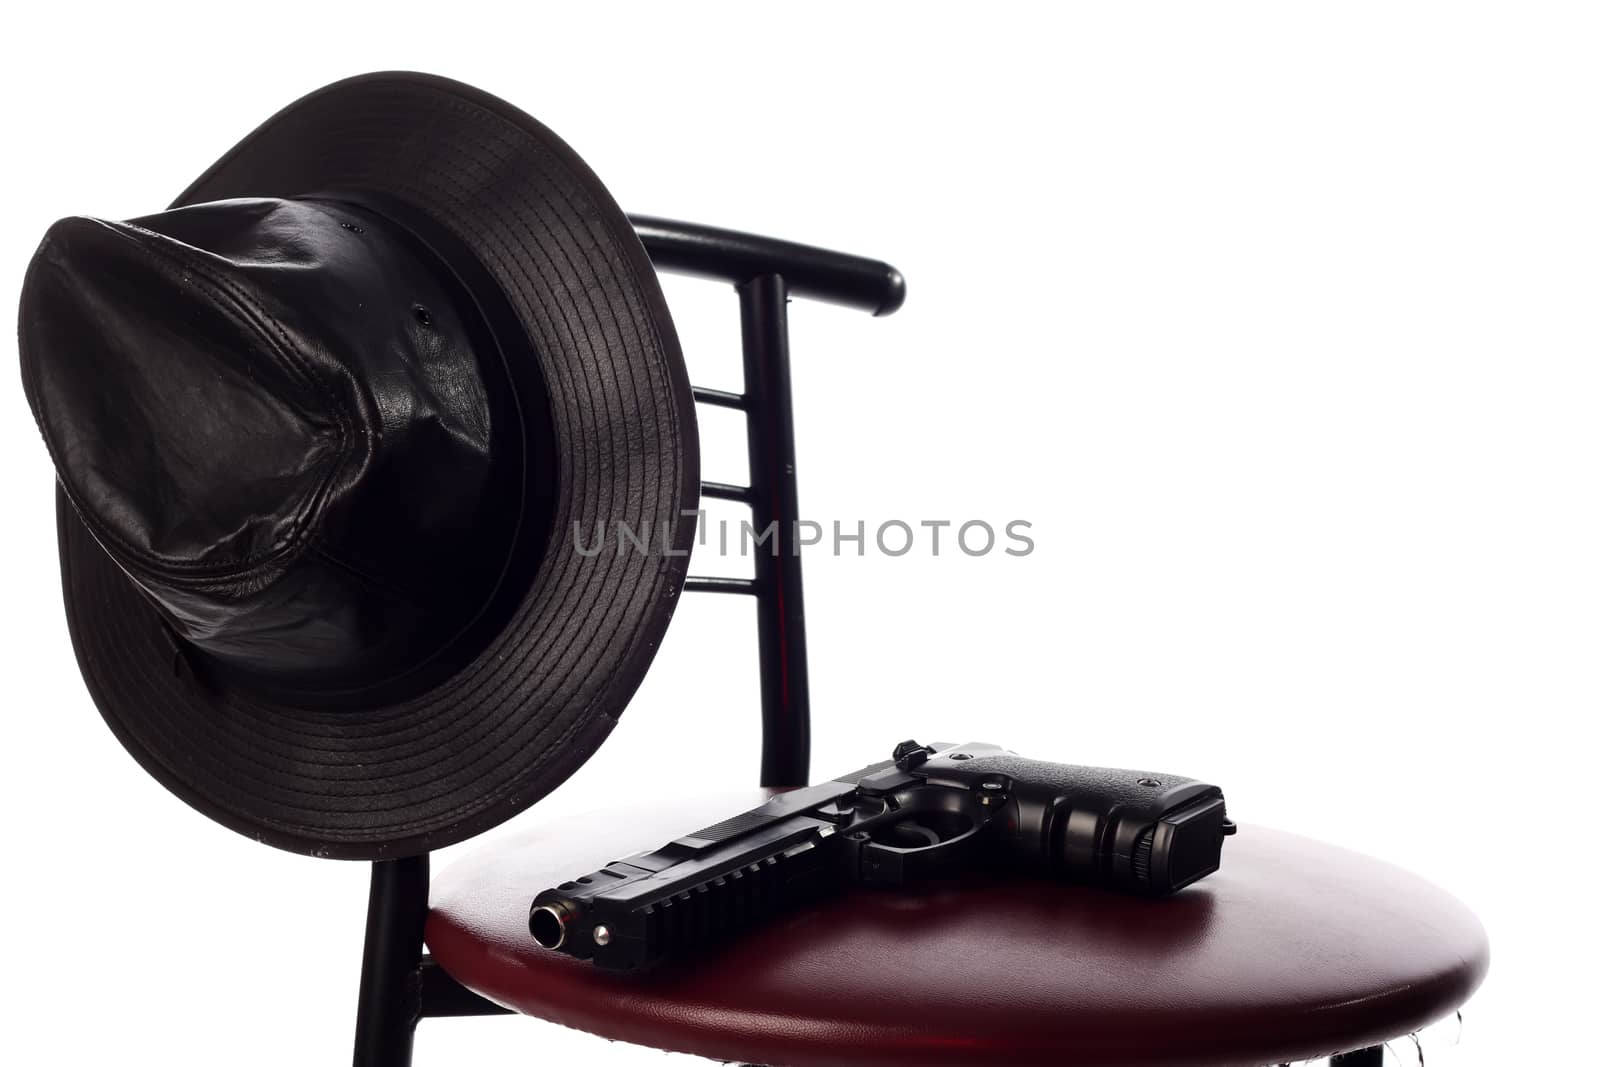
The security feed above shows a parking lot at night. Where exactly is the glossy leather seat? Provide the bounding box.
[427,791,1488,1067]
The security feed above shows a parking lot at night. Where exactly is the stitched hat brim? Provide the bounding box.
[50,72,698,859]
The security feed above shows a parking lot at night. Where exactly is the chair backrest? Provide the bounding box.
[629,216,906,789]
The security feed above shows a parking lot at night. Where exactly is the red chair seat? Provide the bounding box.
[426,792,1487,1067]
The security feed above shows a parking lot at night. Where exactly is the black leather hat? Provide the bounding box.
[17,73,698,858]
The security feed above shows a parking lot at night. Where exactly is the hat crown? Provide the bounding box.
[20,197,520,699]
[24,208,351,574]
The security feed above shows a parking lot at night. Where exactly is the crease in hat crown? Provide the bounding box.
[25,212,354,578]
[19,196,511,693]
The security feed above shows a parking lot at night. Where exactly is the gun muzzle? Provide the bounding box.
[529,900,578,950]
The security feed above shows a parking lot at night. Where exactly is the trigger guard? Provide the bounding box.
[852,812,993,886]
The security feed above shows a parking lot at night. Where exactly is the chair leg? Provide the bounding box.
[1330,1048,1385,1065]
[352,856,430,1067]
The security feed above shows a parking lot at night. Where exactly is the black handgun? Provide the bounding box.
[529,741,1236,971]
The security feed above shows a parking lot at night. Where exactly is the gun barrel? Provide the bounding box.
[528,781,865,970]
[528,902,574,950]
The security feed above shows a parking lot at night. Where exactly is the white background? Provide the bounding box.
[2,3,1595,1064]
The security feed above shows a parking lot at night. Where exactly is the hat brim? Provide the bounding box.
[54,72,698,859]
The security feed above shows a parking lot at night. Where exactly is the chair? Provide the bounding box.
[350,218,1488,1067]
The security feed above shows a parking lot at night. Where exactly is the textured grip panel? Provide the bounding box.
[956,755,1201,820]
